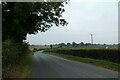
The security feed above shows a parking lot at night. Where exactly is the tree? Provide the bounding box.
[85,43,91,46]
[50,44,52,49]
[59,43,66,48]
[79,42,84,46]
[67,43,71,47]
[118,43,120,46]
[2,2,68,43]
[72,42,77,47]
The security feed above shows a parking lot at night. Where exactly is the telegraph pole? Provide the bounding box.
[91,34,93,45]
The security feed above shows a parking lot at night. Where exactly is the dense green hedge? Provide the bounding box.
[45,49,119,63]
[2,39,29,68]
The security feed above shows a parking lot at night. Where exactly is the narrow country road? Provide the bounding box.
[32,51,118,78]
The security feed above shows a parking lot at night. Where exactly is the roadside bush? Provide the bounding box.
[2,39,30,78]
[33,48,38,52]
[33,48,45,52]
[2,39,29,67]
[45,49,119,63]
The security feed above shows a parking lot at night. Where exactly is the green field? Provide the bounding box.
[30,45,118,51]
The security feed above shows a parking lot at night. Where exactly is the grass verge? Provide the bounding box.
[44,52,119,71]
[15,52,32,78]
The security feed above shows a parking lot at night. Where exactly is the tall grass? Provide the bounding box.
[2,39,32,78]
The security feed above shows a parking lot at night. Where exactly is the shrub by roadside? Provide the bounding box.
[2,39,32,78]
[45,49,119,63]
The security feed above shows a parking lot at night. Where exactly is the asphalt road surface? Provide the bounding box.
[32,51,118,78]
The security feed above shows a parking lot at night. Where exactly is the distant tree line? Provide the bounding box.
[56,42,89,48]
[54,42,119,48]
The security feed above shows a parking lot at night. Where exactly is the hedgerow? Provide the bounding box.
[45,49,119,63]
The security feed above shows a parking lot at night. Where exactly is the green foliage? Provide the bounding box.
[2,39,31,78]
[33,48,44,52]
[45,49,119,63]
[50,44,53,49]
[61,45,118,50]
[2,2,68,43]
[58,43,66,48]
[33,48,38,52]
[2,39,29,67]
[2,2,68,78]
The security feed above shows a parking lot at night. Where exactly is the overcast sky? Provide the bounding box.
[26,0,119,45]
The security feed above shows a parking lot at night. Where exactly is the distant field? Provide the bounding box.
[29,45,118,51]
[29,45,50,51]
[29,45,58,51]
